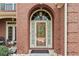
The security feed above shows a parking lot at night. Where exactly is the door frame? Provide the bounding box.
[30,9,53,49]
[6,21,16,43]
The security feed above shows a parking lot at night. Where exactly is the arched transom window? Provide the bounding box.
[31,9,51,20]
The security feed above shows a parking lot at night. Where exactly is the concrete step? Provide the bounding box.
[29,53,51,56]
[10,52,58,56]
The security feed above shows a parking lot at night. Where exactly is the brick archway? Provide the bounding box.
[28,4,54,21]
[28,4,54,49]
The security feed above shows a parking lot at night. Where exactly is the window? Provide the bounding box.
[0,4,5,10]
[5,4,13,10]
[31,11,51,20]
[8,26,13,41]
[0,3,16,10]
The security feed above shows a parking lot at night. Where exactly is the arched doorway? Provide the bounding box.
[30,8,53,49]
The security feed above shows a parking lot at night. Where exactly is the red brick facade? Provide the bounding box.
[0,20,6,37]
[2,3,79,56]
[16,3,64,55]
[68,4,79,55]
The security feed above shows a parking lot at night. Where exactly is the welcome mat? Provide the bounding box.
[31,50,49,53]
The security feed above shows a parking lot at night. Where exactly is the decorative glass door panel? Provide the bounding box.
[36,22,46,46]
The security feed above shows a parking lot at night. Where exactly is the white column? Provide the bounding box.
[64,3,67,56]
[6,22,8,41]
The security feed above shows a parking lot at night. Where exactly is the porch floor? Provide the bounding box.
[10,50,58,56]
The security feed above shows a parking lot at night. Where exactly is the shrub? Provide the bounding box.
[0,46,9,56]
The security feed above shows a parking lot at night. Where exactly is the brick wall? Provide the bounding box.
[0,20,6,38]
[16,3,64,55]
[68,4,79,55]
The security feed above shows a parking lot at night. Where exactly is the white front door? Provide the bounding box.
[6,21,16,43]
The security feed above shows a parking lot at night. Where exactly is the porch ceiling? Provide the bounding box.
[0,12,16,19]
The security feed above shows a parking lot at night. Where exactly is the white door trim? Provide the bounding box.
[6,21,16,43]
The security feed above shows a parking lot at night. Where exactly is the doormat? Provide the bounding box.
[31,50,49,53]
